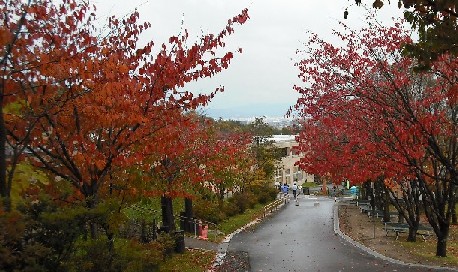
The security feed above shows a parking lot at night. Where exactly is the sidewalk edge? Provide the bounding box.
[333,203,458,272]
[209,199,287,271]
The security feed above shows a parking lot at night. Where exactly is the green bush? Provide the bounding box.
[0,209,175,272]
[0,194,89,272]
[192,184,278,226]
[0,210,53,272]
[229,191,256,213]
[193,199,225,224]
[0,190,176,272]
[256,186,278,204]
[222,201,240,217]
[64,235,170,272]
[247,191,258,209]
[302,182,316,188]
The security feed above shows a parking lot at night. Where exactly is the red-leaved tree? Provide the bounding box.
[292,14,457,256]
[1,0,100,210]
[2,0,249,231]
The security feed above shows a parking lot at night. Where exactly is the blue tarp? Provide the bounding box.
[349,186,359,195]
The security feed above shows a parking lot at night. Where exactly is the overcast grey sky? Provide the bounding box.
[92,0,404,118]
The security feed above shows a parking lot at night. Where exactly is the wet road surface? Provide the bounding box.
[227,195,453,272]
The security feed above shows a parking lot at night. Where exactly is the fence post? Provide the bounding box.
[152,218,157,240]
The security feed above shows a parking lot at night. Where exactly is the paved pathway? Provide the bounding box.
[225,195,455,272]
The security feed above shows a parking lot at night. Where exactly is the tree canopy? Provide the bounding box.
[292,13,457,257]
[1,0,249,210]
[348,0,457,67]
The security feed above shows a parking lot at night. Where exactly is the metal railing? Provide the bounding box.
[176,214,218,240]
[263,197,286,218]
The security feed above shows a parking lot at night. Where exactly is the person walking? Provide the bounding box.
[292,182,298,199]
[281,183,289,197]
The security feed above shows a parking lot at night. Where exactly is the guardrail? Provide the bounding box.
[263,197,286,218]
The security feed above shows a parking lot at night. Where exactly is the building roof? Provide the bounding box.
[268,135,296,143]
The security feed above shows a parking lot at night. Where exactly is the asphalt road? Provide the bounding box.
[227,195,453,272]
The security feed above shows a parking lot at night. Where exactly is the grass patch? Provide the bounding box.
[301,182,317,188]
[123,198,185,228]
[217,203,267,237]
[160,248,215,272]
[160,199,279,269]
[397,225,458,267]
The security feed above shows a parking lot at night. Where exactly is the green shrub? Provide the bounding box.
[193,199,224,224]
[0,210,53,272]
[245,191,258,209]
[222,201,240,217]
[256,186,278,204]
[249,183,278,204]
[0,192,174,272]
[229,191,256,213]
[0,194,89,272]
[302,182,316,188]
[64,237,113,272]
[64,235,170,272]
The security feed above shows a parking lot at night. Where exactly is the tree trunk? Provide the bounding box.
[383,197,391,222]
[105,227,115,268]
[161,195,175,233]
[453,207,457,225]
[398,212,404,223]
[362,182,370,200]
[380,181,391,222]
[369,186,375,209]
[140,219,151,243]
[184,198,193,233]
[437,236,448,257]
[452,195,457,225]
[407,226,418,242]
[436,221,450,257]
[218,184,225,209]
[0,100,9,211]
[83,182,99,239]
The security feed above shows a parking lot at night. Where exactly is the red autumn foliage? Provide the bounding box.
[1,0,249,206]
[292,13,457,256]
[293,17,456,185]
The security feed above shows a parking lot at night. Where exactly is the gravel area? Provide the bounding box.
[213,251,250,272]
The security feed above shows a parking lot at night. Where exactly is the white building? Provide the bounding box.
[269,135,314,186]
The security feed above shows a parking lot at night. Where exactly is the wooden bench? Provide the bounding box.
[383,222,434,241]
[348,199,370,206]
[417,224,434,241]
[388,211,399,218]
[368,210,398,219]
[367,209,384,218]
[359,205,372,213]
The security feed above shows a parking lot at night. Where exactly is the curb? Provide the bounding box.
[209,199,288,271]
[333,203,458,271]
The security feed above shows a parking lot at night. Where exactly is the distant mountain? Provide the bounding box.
[203,102,292,119]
